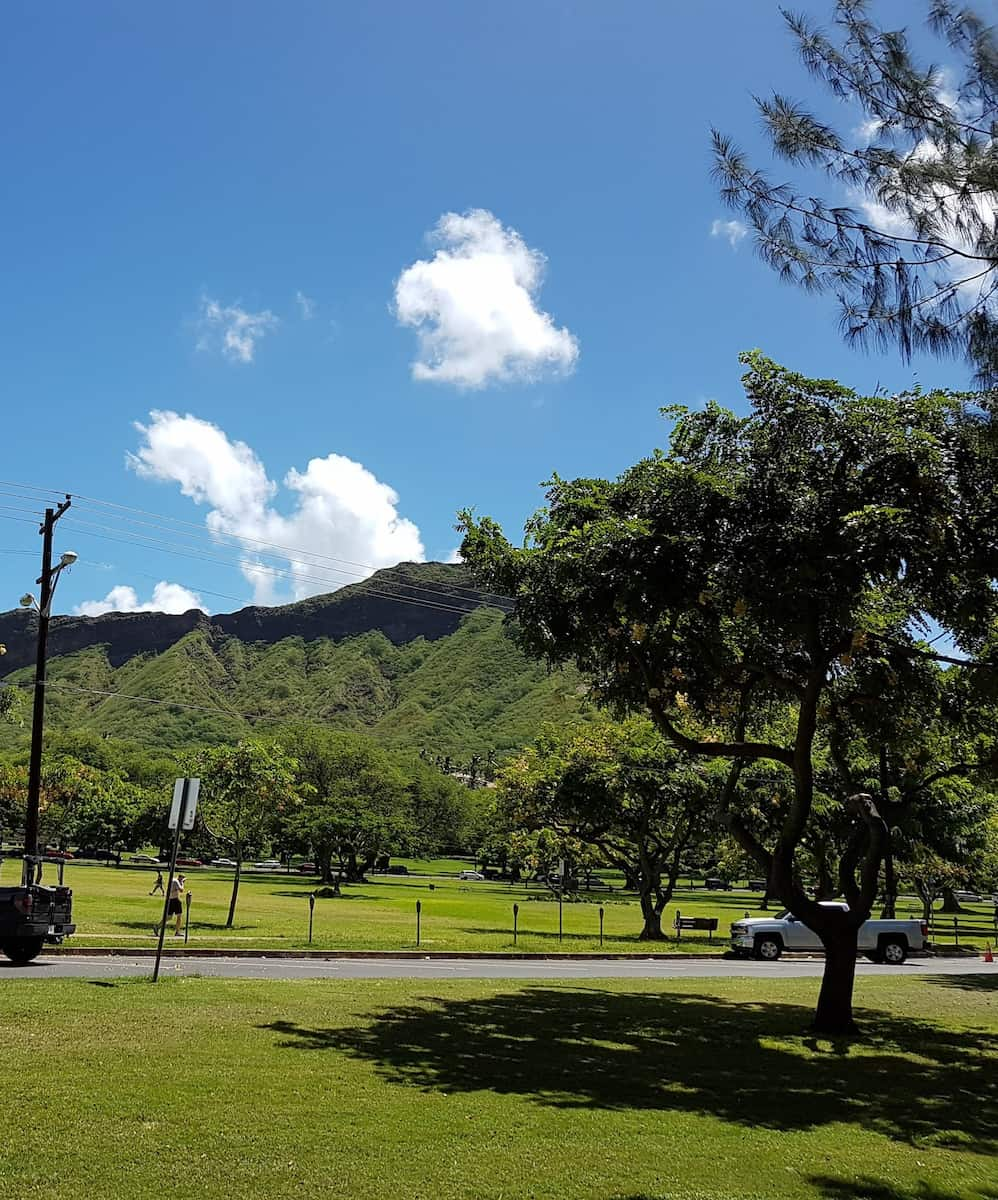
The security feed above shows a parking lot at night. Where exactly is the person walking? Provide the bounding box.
[153,873,186,938]
[149,870,164,896]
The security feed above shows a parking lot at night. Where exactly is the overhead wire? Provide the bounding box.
[0,478,512,603]
[0,483,512,618]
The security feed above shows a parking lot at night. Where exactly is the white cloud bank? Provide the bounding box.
[710,218,748,248]
[295,291,315,320]
[394,208,579,388]
[76,581,205,617]
[197,297,279,363]
[127,411,425,604]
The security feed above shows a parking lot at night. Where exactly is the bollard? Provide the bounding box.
[184,890,192,945]
[513,902,519,946]
[599,906,604,948]
[309,892,315,944]
[416,899,422,947]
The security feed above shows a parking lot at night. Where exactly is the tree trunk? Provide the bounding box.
[813,922,860,1035]
[637,888,666,940]
[226,852,242,928]
[940,886,965,914]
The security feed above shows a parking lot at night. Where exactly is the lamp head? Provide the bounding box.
[58,551,78,568]
[19,593,36,609]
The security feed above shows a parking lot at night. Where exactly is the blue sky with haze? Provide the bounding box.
[0,1,965,617]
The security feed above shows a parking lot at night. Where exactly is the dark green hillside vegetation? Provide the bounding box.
[0,566,587,758]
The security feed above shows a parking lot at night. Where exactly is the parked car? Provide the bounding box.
[45,849,74,860]
[254,860,282,870]
[385,864,409,875]
[954,890,982,903]
[211,858,237,868]
[704,877,731,891]
[458,870,485,881]
[298,862,317,874]
[730,903,929,963]
[175,857,203,867]
[130,854,161,865]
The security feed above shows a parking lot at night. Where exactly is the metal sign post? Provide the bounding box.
[308,892,315,944]
[184,891,192,945]
[416,899,422,947]
[513,902,519,946]
[599,906,605,948]
[152,778,198,983]
[557,859,565,944]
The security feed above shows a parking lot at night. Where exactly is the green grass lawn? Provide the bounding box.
[4,856,994,955]
[0,856,773,953]
[0,973,993,1199]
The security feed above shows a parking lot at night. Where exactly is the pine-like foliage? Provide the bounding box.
[712,1,998,382]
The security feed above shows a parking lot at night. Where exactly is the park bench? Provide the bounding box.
[673,912,719,940]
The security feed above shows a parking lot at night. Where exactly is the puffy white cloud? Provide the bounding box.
[128,411,425,604]
[445,546,464,564]
[75,581,205,617]
[710,218,748,248]
[394,208,579,389]
[295,291,315,320]
[197,296,279,363]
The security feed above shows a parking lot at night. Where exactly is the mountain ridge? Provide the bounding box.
[0,563,584,757]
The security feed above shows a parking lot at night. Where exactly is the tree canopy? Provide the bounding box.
[713,1,998,382]
[461,352,998,1033]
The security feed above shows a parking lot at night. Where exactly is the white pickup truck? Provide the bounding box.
[730,902,929,964]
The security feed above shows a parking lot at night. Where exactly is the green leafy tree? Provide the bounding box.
[713,2,998,382]
[277,728,410,884]
[498,719,711,939]
[460,353,998,1034]
[189,740,298,927]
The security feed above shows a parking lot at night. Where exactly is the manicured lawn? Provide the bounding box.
[5,857,993,955]
[0,973,993,1199]
[0,856,768,953]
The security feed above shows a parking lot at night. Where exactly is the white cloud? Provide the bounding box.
[295,291,315,320]
[393,208,579,389]
[445,546,463,564]
[128,411,425,604]
[197,296,279,363]
[710,218,748,249]
[854,118,883,146]
[75,581,205,617]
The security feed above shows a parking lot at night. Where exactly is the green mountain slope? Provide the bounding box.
[0,606,588,758]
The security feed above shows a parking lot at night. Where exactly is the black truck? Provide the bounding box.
[0,865,75,964]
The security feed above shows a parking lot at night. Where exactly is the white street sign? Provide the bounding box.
[168,777,200,830]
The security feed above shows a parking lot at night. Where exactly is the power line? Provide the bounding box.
[59,519,505,618]
[0,478,511,602]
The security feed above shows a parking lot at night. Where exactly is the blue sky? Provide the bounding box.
[0,1,967,617]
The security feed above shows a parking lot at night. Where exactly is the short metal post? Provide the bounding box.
[599,906,604,948]
[513,902,519,946]
[416,899,421,947]
[954,917,959,947]
[184,891,192,945]
[558,886,563,944]
[308,892,315,944]
[675,908,681,939]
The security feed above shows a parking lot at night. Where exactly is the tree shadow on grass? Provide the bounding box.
[924,973,998,993]
[259,986,996,1154]
[809,1175,998,1199]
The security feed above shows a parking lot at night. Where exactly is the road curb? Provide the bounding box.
[49,946,728,961]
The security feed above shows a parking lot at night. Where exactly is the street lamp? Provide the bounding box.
[21,499,73,884]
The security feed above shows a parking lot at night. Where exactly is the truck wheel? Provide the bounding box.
[2,937,45,965]
[879,936,907,965]
[754,935,782,961]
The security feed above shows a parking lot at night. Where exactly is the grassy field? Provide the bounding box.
[0,856,775,953]
[3,856,994,954]
[0,973,993,1199]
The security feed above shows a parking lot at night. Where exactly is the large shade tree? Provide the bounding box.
[713,1,998,382]
[460,353,998,1034]
[497,719,713,940]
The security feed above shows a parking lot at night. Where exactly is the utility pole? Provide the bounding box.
[23,499,72,885]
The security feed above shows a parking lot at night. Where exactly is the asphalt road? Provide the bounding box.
[0,954,992,981]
